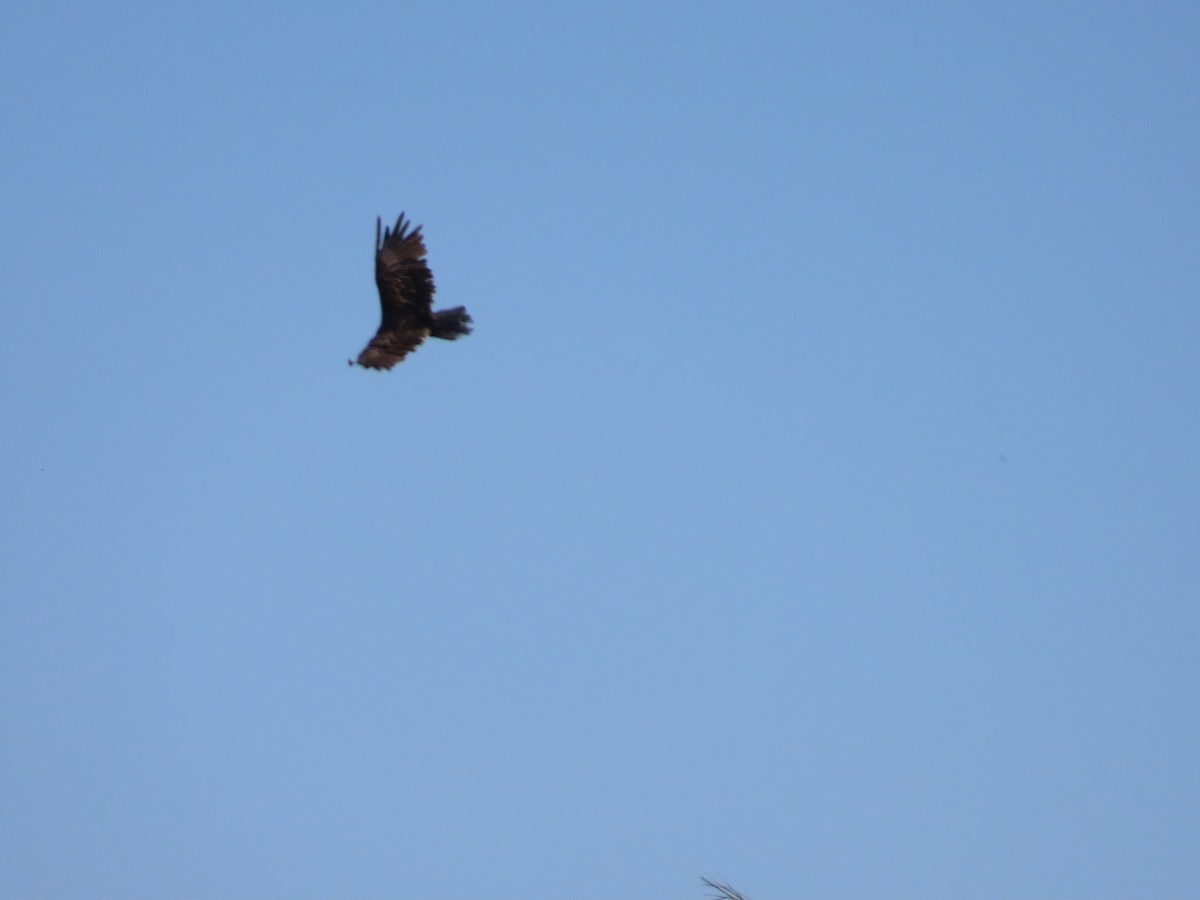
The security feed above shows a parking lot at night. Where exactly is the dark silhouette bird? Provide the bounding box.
[350,212,472,370]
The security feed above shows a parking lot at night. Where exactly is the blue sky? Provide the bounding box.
[2,2,1198,898]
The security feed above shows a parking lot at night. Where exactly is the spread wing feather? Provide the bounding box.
[358,213,437,369]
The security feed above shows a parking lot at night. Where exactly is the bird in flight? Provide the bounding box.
[350,212,472,370]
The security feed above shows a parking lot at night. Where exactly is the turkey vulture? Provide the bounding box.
[350,212,472,370]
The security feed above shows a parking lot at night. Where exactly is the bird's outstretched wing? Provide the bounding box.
[701,879,750,900]
[375,213,435,319]
[358,213,437,369]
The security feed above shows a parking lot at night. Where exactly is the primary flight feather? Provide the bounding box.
[350,212,472,370]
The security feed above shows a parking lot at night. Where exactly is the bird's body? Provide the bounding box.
[351,213,472,370]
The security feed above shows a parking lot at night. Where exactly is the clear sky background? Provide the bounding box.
[2,2,1197,898]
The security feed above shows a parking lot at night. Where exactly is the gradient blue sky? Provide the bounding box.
[3,2,1198,898]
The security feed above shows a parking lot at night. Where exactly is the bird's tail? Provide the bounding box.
[430,306,473,340]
